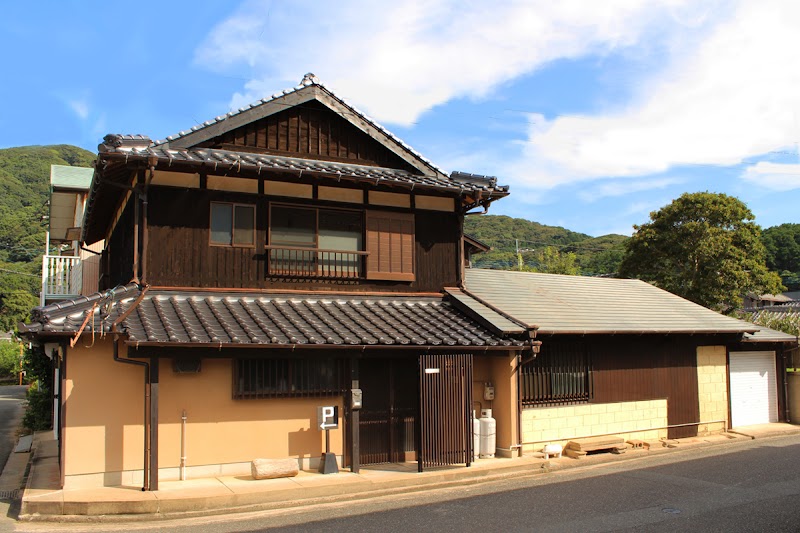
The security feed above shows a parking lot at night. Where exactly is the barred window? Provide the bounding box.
[233,358,348,399]
[521,342,592,407]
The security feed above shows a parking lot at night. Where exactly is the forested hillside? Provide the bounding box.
[464,215,628,276]
[0,145,95,331]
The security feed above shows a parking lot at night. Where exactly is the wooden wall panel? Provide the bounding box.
[107,201,135,288]
[588,336,700,439]
[144,187,459,293]
[197,101,417,172]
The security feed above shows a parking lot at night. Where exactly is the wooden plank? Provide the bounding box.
[566,436,625,452]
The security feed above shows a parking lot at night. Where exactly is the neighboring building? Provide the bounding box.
[459,269,797,450]
[742,292,794,309]
[41,165,101,305]
[21,75,797,493]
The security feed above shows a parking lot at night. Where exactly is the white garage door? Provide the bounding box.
[729,351,778,427]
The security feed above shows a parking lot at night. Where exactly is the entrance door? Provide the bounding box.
[359,358,418,465]
[418,353,473,470]
[730,351,778,427]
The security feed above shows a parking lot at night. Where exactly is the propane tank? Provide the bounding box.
[479,408,496,458]
[472,410,481,460]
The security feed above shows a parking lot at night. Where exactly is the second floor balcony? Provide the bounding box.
[41,254,100,305]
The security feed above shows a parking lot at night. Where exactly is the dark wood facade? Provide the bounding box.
[143,186,460,293]
[540,336,713,439]
[196,101,418,171]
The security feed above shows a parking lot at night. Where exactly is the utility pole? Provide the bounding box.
[19,342,24,386]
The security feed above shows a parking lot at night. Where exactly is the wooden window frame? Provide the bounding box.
[209,201,256,248]
[233,357,349,399]
[267,202,368,279]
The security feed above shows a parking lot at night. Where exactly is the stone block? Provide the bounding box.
[590,404,608,414]
[251,458,299,480]
[605,403,622,413]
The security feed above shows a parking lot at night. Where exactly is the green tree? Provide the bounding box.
[619,192,783,311]
[530,246,580,275]
[0,340,21,377]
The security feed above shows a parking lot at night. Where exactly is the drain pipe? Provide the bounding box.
[110,284,150,490]
[180,409,187,481]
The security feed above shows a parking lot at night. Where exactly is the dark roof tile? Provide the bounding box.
[24,287,522,348]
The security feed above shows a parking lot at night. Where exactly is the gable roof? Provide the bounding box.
[82,74,511,244]
[463,269,763,336]
[156,73,445,179]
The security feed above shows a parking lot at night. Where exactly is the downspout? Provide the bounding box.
[142,161,156,285]
[110,284,150,491]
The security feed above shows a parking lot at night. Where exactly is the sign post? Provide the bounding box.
[317,405,339,474]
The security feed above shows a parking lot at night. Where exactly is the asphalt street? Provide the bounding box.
[7,433,800,533]
[0,386,25,477]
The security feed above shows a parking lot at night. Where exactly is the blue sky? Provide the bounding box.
[2,0,800,237]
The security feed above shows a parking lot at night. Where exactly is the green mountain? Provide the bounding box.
[464,215,628,276]
[0,145,95,331]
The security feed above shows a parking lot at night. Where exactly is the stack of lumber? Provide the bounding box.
[564,436,626,459]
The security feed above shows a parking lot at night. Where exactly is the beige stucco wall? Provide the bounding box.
[64,341,344,488]
[471,353,519,457]
[696,345,729,434]
[521,399,669,454]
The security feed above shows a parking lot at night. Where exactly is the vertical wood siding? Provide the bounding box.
[589,336,700,438]
[197,101,418,172]
[107,201,135,288]
[144,187,459,292]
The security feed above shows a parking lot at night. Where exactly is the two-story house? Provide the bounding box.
[22,74,531,490]
[23,74,796,495]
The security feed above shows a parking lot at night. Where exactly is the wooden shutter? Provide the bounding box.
[366,211,415,281]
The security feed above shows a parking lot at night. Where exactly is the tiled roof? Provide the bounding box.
[464,269,762,335]
[152,73,447,177]
[23,286,523,348]
[96,143,507,195]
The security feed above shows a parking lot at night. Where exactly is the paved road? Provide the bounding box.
[8,433,800,532]
[0,386,25,476]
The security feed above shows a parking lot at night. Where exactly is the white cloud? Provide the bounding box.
[196,0,696,126]
[578,177,685,202]
[512,0,800,188]
[68,99,89,120]
[741,161,800,191]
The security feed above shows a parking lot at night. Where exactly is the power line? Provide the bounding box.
[0,267,38,277]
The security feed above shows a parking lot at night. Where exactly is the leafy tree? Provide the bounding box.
[761,224,800,290]
[22,344,53,431]
[527,246,580,275]
[619,192,783,311]
[0,340,21,377]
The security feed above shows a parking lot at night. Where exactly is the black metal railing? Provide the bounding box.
[266,245,368,279]
[233,357,349,399]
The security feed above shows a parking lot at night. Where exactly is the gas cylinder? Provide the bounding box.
[472,410,481,460]
[479,408,496,458]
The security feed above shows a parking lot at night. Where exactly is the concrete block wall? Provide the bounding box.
[521,399,669,453]
[696,345,729,434]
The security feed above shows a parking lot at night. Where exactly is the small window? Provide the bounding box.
[233,358,348,399]
[210,202,255,246]
[521,342,592,407]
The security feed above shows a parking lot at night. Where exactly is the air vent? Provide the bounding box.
[173,358,201,374]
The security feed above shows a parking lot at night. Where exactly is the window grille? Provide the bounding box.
[521,342,592,407]
[233,357,349,399]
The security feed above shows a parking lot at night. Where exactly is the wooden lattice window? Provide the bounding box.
[521,342,592,407]
[233,357,349,399]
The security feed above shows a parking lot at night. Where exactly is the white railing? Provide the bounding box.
[41,255,82,301]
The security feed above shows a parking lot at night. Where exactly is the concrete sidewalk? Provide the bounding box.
[9,423,800,523]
